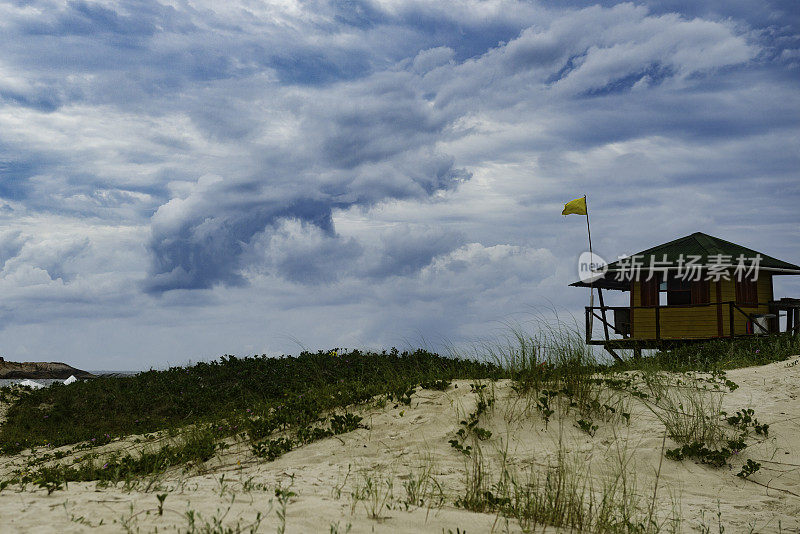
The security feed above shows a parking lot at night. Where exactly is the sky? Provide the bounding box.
[0,0,798,370]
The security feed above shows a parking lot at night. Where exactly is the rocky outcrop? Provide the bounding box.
[0,361,95,379]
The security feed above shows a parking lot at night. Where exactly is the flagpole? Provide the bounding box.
[585,194,594,335]
[584,194,593,257]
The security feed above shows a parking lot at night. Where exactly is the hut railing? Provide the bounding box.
[585,300,799,344]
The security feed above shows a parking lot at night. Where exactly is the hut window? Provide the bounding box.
[665,273,692,305]
[735,279,758,306]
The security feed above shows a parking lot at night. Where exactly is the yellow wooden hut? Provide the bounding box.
[571,232,800,358]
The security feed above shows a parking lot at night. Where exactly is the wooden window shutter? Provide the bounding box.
[735,279,758,305]
[691,280,710,304]
[641,278,658,307]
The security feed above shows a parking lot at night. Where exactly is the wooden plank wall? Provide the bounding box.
[717,276,773,335]
[630,274,773,340]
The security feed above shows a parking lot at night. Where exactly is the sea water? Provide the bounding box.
[0,378,67,388]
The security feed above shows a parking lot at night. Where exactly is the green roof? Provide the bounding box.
[604,232,800,272]
[570,232,800,290]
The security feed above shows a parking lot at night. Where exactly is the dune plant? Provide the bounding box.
[251,411,367,462]
[449,382,495,455]
[635,369,772,469]
[2,427,219,490]
[401,457,445,510]
[350,470,394,520]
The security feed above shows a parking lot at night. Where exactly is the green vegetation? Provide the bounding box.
[3,329,791,460]
[614,333,800,373]
[736,459,762,479]
[349,470,395,519]
[726,408,769,436]
[448,382,494,456]
[1,348,498,455]
[0,348,498,491]
[251,412,366,461]
[5,430,219,490]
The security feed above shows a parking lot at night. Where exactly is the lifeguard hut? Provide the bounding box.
[571,232,800,359]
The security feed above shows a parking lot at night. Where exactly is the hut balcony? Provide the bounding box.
[584,298,800,349]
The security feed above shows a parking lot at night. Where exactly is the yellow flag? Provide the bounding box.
[562,197,587,216]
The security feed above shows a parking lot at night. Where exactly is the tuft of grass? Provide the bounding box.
[350,470,394,520]
[274,476,296,534]
[485,321,600,396]
[488,322,630,433]
[401,458,444,510]
[455,436,679,533]
[638,370,731,447]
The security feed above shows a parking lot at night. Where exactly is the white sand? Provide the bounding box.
[1,358,799,533]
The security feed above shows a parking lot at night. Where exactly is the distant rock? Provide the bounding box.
[0,361,95,379]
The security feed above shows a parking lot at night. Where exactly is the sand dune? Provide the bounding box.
[1,358,799,533]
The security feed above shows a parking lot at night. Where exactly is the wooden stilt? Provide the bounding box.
[603,344,623,363]
[598,287,611,341]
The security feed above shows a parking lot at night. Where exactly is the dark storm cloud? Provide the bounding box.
[537,0,800,28]
[146,191,341,292]
[365,226,466,279]
[24,0,160,37]
[142,57,470,291]
[143,145,468,291]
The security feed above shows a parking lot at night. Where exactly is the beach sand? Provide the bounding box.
[1,358,799,533]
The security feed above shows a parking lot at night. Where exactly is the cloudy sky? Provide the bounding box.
[1,0,798,370]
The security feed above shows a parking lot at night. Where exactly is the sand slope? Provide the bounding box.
[1,358,799,533]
